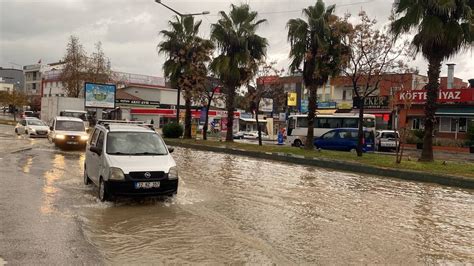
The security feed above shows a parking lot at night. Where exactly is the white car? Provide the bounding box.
[15,118,49,137]
[243,131,269,140]
[48,116,89,148]
[84,121,178,201]
[375,130,400,151]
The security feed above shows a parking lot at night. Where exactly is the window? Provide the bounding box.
[90,129,100,145]
[342,118,358,128]
[106,132,168,155]
[459,118,467,132]
[55,121,85,131]
[439,117,451,132]
[338,131,357,139]
[342,90,352,101]
[322,131,336,139]
[317,118,341,128]
[297,117,308,127]
[412,118,424,130]
[96,132,105,149]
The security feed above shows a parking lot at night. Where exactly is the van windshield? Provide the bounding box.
[60,111,89,121]
[106,132,168,155]
[56,121,85,131]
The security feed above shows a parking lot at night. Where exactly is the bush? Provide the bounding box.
[162,123,183,138]
[467,124,474,146]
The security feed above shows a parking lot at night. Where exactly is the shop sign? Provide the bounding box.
[116,99,160,106]
[318,101,337,109]
[397,88,474,103]
[287,93,297,106]
[353,96,389,109]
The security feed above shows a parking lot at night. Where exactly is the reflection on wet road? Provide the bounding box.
[2,139,474,264]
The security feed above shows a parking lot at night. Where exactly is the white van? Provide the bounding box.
[48,116,89,148]
[84,121,178,201]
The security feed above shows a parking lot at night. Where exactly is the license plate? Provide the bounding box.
[67,141,78,145]
[382,142,396,147]
[135,181,160,189]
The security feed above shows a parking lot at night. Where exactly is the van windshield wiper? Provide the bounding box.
[131,152,167,156]
[107,152,134,155]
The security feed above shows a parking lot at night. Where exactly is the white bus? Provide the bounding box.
[287,113,376,147]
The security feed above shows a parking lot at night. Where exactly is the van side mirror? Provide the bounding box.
[167,146,174,153]
[49,126,53,131]
[90,146,102,155]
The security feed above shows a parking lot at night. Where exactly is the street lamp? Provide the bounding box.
[154,0,210,122]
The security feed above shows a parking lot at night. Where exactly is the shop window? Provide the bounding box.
[459,118,467,132]
[412,118,424,130]
[439,117,452,132]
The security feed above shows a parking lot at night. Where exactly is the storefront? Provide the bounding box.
[397,88,474,140]
[353,96,392,129]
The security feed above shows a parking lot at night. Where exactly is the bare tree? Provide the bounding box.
[59,35,88,98]
[86,41,112,84]
[2,91,29,121]
[343,11,409,156]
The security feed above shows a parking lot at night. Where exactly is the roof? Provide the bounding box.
[116,90,143,101]
[55,116,84,122]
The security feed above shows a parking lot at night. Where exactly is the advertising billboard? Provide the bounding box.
[85,82,116,109]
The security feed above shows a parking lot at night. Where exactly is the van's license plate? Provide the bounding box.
[135,182,160,189]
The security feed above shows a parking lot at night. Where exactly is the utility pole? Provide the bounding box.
[154,0,210,123]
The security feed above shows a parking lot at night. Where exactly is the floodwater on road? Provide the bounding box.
[2,139,474,264]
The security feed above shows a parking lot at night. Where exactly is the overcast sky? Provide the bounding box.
[0,0,472,81]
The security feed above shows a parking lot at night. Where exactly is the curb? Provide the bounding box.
[165,140,474,190]
[10,147,33,154]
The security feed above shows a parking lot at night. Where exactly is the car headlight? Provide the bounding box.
[27,127,35,132]
[109,167,125,181]
[56,134,65,140]
[80,135,89,141]
[168,166,178,180]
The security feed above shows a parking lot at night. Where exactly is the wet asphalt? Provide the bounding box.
[0,124,473,264]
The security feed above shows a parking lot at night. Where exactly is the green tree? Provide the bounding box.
[287,0,350,149]
[159,16,213,139]
[60,35,88,98]
[211,4,268,141]
[391,0,474,162]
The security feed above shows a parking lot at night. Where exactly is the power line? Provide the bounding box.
[206,0,375,16]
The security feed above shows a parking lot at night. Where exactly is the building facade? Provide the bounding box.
[0,67,24,92]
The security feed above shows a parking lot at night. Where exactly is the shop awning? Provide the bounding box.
[435,107,474,116]
[239,118,268,123]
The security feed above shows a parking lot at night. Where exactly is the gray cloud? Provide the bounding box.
[1,0,472,81]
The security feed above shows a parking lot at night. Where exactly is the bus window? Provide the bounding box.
[297,117,308,127]
[342,118,358,128]
[289,117,296,130]
[317,118,330,128]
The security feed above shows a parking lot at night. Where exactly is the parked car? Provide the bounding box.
[313,128,375,152]
[48,116,89,148]
[15,118,49,137]
[84,121,178,201]
[233,131,245,139]
[243,131,269,140]
[375,130,400,151]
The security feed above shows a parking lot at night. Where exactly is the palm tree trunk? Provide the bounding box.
[225,87,235,142]
[419,56,442,162]
[183,97,192,139]
[305,85,317,149]
[356,101,365,157]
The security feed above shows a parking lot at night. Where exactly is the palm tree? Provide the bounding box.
[159,15,212,138]
[391,0,473,162]
[287,0,350,149]
[211,4,268,142]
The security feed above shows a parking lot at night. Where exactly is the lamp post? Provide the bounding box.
[154,0,210,123]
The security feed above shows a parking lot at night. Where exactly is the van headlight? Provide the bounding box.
[109,167,125,180]
[80,135,89,141]
[56,134,65,140]
[168,166,178,180]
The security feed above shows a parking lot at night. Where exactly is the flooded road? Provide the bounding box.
[1,133,473,264]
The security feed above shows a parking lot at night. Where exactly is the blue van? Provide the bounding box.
[313,128,375,152]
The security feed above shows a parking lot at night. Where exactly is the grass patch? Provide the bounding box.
[167,138,474,179]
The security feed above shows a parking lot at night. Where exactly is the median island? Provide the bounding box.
[165,138,474,189]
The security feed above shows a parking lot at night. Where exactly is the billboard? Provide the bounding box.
[85,82,116,108]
